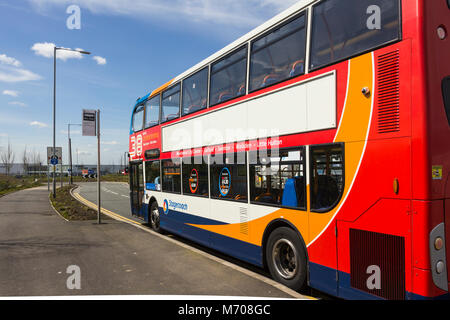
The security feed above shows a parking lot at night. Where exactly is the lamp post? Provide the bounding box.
[68,123,81,185]
[52,46,90,198]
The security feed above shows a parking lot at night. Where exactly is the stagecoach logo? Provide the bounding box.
[163,199,169,214]
[163,199,188,214]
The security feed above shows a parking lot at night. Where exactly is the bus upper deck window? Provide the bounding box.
[310,0,400,70]
[249,13,307,92]
[145,94,160,128]
[132,105,144,132]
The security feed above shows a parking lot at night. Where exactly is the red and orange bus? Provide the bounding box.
[128,0,450,299]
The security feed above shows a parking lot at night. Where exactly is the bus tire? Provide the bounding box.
[265,227,307,291]
[149,201,161,233]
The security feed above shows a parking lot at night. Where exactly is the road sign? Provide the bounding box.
[50,155,58,165]
[82,109,97,136]
[47,147,62,165]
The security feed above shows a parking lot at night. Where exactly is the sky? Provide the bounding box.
[0,0,298,166]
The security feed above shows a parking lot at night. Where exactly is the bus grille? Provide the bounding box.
[239,207,249,235]
[376,50,400,134]
[350,229,405,300]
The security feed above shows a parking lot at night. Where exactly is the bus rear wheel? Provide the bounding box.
[266,227,307,291]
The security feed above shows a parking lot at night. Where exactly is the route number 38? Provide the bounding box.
[130,134,143,158]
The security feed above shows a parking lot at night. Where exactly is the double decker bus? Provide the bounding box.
[128,0,450,300]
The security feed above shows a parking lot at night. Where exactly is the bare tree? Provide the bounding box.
[0,140,15,176]
[22,146,29,176]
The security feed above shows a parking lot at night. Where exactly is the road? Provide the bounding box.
[0,184,308,298]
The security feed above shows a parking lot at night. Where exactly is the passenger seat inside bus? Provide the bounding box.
[290,60,304,77]
[217,91,233,104]
[281,176,305,208]
[186,99,207,114]
[236,84,245,96]
[261,74,282,88]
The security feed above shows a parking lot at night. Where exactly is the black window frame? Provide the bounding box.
[161,158,182,194]
[248,11,308,94]
[210,152,248,203]
[132,104,145,133]
[309,143,345,213]
[144,94,161,129]
[161,83,181,124]
[181,67,209,117]
[209,44,249,108]
[309,0,402,72]
[249,146,307,211]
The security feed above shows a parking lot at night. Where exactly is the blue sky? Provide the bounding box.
[0,0,297,166]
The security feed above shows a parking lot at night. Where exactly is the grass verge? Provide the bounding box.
[49,185,110,221]
[0,174,44,197]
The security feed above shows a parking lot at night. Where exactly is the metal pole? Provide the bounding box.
[97,110,101,224]
[52,46,56,198]
[69,137,72,185]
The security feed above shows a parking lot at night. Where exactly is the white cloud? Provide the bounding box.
[2,90,19,97]
[0,65,42,83]
[0,54,22,67]
[102,140,119,145]
[27,0,299,30]
[93,56,107,65]
[31,42,86,61]
[0,54,41,83]
[29,121,48,128]
[77,150,91,156]
[8,101,27,107]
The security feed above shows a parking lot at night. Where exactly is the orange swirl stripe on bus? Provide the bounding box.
[187,53,374,247]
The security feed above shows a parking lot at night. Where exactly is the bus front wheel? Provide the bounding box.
[266,227,307,291]
[150,201,161,233]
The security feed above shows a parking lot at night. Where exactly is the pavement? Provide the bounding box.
[0,184,310,298]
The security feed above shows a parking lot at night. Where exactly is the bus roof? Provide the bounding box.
[141,0,315,100]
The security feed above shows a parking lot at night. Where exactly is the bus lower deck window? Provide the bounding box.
[310,144,345,212]
[162,159,181,193]
[249,148,306,209]
[182,157,209,197]
[210,153,247,202]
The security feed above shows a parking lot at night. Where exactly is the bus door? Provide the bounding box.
[129,161,145,218]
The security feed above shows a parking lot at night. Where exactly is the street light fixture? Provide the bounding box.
[52,46,91,198]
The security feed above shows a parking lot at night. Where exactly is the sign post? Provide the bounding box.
[97,110,101,225]
[47,147,62,196]
[82,109,101,224]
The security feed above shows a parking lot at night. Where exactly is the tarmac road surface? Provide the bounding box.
[0,185,310,298]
